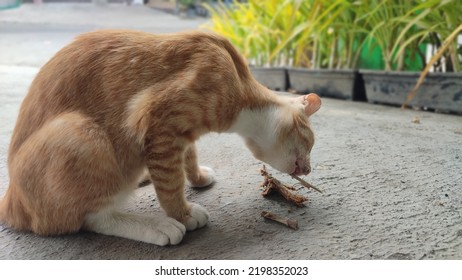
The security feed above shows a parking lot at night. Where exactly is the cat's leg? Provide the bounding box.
[83,186,188,245]
[84,206,185,246]
[83,183,187,246]
[145,139,209,231]
[7,112,125,235]
[184,144,215,188]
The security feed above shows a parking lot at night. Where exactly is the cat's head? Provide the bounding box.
[242,94,321,176]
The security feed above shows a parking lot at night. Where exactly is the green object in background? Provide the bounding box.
[0,0,20,10]
[358,40,384,70]
[358,38,426,71]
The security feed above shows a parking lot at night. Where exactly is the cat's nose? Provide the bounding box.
[294,159,310,175]
[304,166,311,175]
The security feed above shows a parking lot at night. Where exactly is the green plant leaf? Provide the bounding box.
[403,23,462,107]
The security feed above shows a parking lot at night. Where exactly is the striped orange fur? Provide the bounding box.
[0,30,321,245]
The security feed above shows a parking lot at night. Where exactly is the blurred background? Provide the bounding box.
[3,0,460,112]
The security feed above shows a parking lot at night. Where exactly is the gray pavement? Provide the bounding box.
[1,4,462,260]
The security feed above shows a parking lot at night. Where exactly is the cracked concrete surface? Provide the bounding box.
[1,4,461,260]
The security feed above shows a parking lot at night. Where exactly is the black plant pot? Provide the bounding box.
[287,68,366,101]
[361,70,462,114]
[250,67,288,91]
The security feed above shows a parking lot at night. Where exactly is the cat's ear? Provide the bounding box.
[298,93,321,116]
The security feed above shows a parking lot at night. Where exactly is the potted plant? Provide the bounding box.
[204,0,296,91]
[403,23,462,114]
[359,0,462,113]
[287,0,367,101]
[205,0,367,100]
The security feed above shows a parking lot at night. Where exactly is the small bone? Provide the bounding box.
[261,211,299,230]
[291,174,323,193]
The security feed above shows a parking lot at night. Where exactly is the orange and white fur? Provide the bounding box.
[0,30,321,245]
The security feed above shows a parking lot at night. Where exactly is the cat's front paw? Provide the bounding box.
[183,203,209,231]
[189,166,215,188]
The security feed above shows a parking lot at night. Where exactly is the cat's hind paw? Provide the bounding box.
[84,211,186,246]
[152,216,187,246]
[189,166,215,188]
[184,203,209,231]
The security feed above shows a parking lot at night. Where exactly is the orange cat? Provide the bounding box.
[0,30,321,245]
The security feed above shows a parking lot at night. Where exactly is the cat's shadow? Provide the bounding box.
[138,180,216,192]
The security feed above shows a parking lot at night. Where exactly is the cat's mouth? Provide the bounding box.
[291,169,309,176]
[292,160,311,176]
[289,171,310,176]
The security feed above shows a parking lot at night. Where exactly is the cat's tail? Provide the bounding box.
[0,191,8,225]
[0,186,31,231]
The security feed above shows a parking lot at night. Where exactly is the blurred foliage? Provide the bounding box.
[204,0,462,71]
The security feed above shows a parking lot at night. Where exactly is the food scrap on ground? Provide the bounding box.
[412,116,421,124]
[261,211,299,230]
[260,165,321,207]
[260,165,322,229]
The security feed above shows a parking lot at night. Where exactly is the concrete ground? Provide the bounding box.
[1,4,461,260]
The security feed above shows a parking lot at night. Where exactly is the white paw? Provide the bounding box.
[191,166,216,188]
[84,211,186,246]
[150,216,186,246]
[184,203,209,231]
